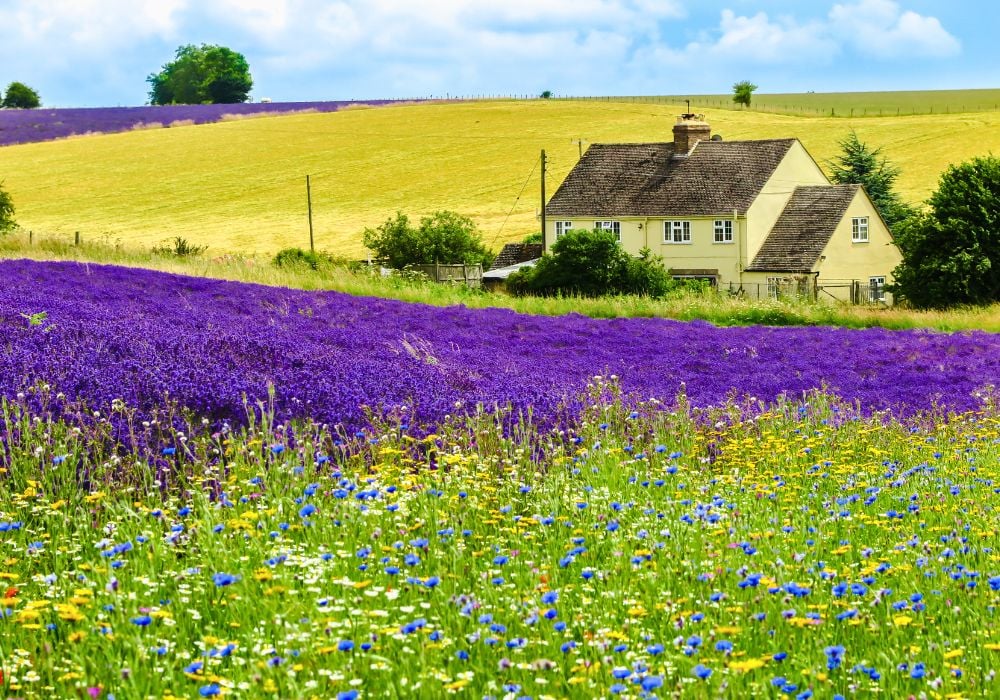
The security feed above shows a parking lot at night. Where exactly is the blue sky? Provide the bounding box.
[0,0,991,107]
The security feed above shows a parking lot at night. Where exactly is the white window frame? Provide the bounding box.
[554,221,573,239]
[663,220,691,244]
[713,219,733,244]
[594,220,621,242]
[852,216,869,243]
[869,276,886,303]
[766,276,783,300]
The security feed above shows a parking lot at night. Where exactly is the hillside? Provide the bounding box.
[2,99,999,256]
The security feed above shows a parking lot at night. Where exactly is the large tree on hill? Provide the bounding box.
[147,44,253,105]
[1,82,41,109]
[828,131,915,230]
[891,155,1000,308]
[732,80,757,108]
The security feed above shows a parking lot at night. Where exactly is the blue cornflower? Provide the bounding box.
[212,573,240,587]
[641,676,664,691]
[199,684,220,697]
[299,503,316,518]
[541,590,559,604]
[692,664,712,680]
[338,640,354,652]
[131,615,152,626]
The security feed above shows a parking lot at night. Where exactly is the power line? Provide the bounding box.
[490,156,539,249]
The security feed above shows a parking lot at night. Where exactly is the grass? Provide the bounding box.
[1,383,998,698]
[2,99,1000,258]
[569,88,1000,117]
[3,234,999,333]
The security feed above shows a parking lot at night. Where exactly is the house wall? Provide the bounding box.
[745,141,829,260]
[740,191,902,304]
[545,216,747,285]
[814,189,902,302]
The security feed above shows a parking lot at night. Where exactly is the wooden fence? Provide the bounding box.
[410,263,483,289]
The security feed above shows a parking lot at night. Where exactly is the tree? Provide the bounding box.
[362,211,493,269]
[147,44,253,105]
[506,229,675,298]
[0,182,16,234]
[828,131,915,230]
[539,90,553,99]
[732,80,757,108]
[1,82,41,109]
[891,155,1000,308]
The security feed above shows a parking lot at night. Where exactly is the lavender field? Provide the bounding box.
[0,100,401,147]
[1,260,997,431]
[3,259,1000,699]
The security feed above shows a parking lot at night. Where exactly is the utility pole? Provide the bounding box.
[306,175,314,253]
[540,150,547,251]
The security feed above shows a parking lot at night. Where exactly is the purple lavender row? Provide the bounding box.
[0,100,403,147]
[1,260,997,431]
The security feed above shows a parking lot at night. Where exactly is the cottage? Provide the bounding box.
[544,114,901,303]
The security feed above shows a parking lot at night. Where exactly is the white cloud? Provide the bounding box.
[2,0,187,47]
[829,0,961,58]
[709,9,837,63]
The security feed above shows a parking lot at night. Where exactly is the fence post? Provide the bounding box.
[75,231,80,246]
[29,230,33,246]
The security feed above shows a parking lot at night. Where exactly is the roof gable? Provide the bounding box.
[745,185,860,272]
[489,243,543,271]
[545,138,797,218]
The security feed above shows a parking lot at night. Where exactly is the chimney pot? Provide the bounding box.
[673,114,711,157]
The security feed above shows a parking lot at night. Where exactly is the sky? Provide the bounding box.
[0,0,992,107]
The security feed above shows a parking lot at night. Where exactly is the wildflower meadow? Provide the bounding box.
[1,260,999,699]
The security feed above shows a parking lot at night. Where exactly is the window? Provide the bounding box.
[663,220,691,244]
[869,276,886,303]
[554,221,573,239]
[766,276,783,300]
[852,216,869,242]
[594,220,621,242]
[713,219,733,244]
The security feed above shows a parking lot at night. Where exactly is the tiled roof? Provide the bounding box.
[545,138,797,217]
[489,243,543,271]
[746,185,859,272]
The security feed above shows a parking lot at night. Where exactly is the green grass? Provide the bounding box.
[2,98,1000,258]
[568,88,1000,117]
[1,385,998,698]
[4,234,999,333]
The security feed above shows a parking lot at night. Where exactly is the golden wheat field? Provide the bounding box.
[2,99,999,256]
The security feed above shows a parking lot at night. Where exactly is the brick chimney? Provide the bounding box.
[672,114,711,157]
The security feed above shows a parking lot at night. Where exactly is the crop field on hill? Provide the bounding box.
[2,99,1000,257]
[0,101,404,148]
[1,261,1000,698]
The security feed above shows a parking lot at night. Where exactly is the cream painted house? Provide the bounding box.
[543,115,902,303]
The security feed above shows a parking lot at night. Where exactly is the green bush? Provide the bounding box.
[152,237,206,257]
[891,155,1000,308]
[0,182,15,235]
[272,247,361,273]
[507,230,676,298]
[362,211,493,270]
